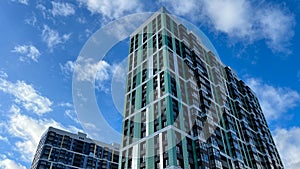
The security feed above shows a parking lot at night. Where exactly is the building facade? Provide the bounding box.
[119,8,283,169]
[31,127,119,169]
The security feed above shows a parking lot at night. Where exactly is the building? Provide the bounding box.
[119,7,283,169]
[31,127,119,169]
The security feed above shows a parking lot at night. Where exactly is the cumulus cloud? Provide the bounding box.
[51,1,75,16]
[0,77,53,115]
[246,78,300,120]
[60,56,111,92]
[12,44,40,62]
[5,105,82,162]
[60,56,127,94]
[78,0,142,20]
[201,0,252,38]
[61,57,128,94]
[161,0,295,54]
[42,25,71,50]
[258,6,295,53]
[77,0,294,53]
[0,158,26,169]
[8,113,59,162]
[273,127,300,169]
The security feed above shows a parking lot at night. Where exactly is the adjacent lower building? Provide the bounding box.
[31,127,119,169]
[118,7,283,169]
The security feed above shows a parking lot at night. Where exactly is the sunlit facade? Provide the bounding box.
[119,8,283,169]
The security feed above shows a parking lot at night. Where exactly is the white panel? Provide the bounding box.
[158,73,161,97]
[174,53,179,74]
[146,107,149,136]
[132,144,139,169]
[159,133,164,169]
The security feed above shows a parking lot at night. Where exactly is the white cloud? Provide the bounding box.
[0,123,6,134]
[65,109,80,124]
[103,14,151,41]
[58,102,73,108]
[0,158,26,169]
[0,71,8,78]
[11,0,28,5]
[0,78,53,115]
[4,105,82,162]
[202,0,252,38]
[36,3,46,11]
[0,135,8,143]
[273,127,300,169]
[79,0,142,20]
[24,15,37,26]
[60,56,111,92]
[258,7,295,53]
[77,17,86,24]
[159,0,197,17]
[51,1,75,16]
[12,44,40,62]
[161,0,295,54]
[18,0,28,5]
[246,78,300,120]
[42,25,71,50]
[84,28,93,38]
[60,58,128,94]
[111,62,127,83]
[58,102,80,124]
[78,0,294,53]
[36,3,48,19]
[9,104,21,114]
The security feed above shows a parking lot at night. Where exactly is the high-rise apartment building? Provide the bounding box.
[31,127,119,169]
[119,8,283,169]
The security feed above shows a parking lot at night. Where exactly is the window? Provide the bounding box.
[201,154,209,163]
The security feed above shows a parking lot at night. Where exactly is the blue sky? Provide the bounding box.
[0,0,300,168]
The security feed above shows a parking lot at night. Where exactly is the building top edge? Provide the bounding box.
[129,7,222,62]
[47,126,120,150]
